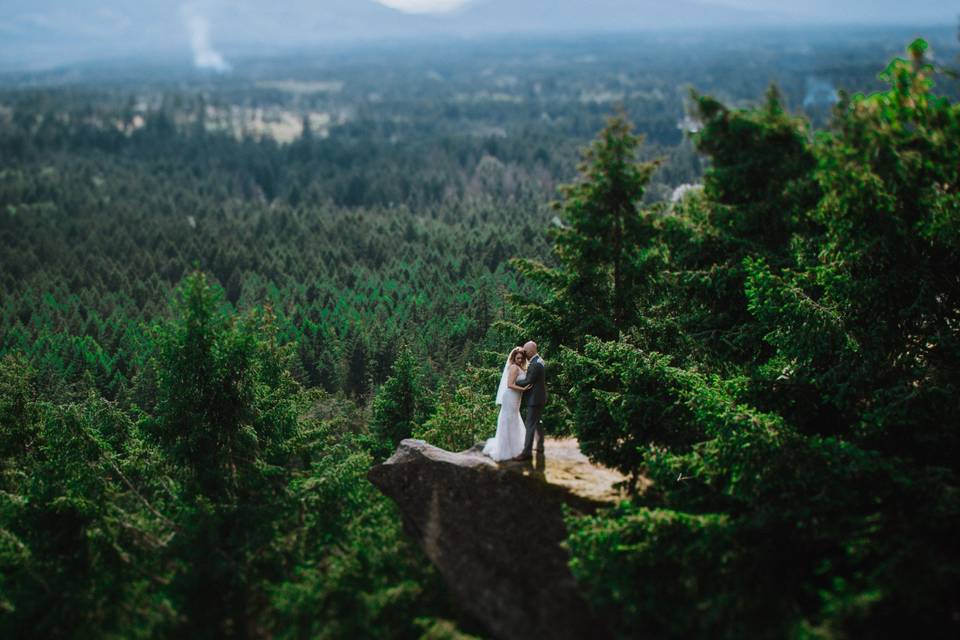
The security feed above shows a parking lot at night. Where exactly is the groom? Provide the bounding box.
[513,341,547,461]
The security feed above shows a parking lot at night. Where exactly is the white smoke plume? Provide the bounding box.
[803,76,838,108]
[181,3,230,72]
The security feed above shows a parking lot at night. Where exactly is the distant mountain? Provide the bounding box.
[0,0,953,72]
[443,0,787,34]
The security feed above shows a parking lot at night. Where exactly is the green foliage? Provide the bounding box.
[266,428,448,640]
[151,272,299,497]
[507,40,960,638]
[145,271,304,637]
[512,113,661,352]
[3,32,958,640]
[691,84,819,251]
[370,345,432,455]
[0,354,39,461]
[648,82,821,373]
[508,115,665,433]
[0,275,461,638]
[567,506,736,638]
[746,38,960,454]
[561,340,707,486]
[413,365,500,452]
[0,358,176,638]
[0,112,551,400]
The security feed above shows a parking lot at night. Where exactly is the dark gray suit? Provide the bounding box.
[516,355,547,455]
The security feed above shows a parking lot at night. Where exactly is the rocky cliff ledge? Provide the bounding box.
[368,437,626,640]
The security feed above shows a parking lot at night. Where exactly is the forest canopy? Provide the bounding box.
[1,30,959,639]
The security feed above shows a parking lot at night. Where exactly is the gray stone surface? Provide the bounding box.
[368,438,617,640]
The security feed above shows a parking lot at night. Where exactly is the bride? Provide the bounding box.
[482,347,531,462]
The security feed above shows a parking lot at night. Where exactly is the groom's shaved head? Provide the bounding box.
[523,341,538,357]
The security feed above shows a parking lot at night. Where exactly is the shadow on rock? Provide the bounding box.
[368,438,620,640]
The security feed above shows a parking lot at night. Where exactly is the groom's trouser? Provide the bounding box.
[521,404,545,455]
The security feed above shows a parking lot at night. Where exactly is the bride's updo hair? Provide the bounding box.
[509,346,528,370]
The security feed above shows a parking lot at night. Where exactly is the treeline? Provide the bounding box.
[0,97,584,207]
[0,99,564,403]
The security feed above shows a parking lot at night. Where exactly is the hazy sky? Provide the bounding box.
[0,1,956,71]
[377,1,954,19]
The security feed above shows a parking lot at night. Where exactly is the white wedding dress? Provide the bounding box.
[482,361,526,462]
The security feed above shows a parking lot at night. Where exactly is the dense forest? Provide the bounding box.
[1,28,959,639]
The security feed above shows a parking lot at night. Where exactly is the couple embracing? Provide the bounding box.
[482,341,547,462]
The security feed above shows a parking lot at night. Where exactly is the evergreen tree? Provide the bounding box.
[513,114,661,350]
[149,271,300,638]
[0,354,176,639]
[369,344,429,454]
[691,84,819,252]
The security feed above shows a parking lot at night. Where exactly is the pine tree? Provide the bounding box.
[512,113,660,350]
[149,271,301,638]
[690,83,818,252]
[369,344,429,455]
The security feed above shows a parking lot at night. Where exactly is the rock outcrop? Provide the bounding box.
[368,437,625,640]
